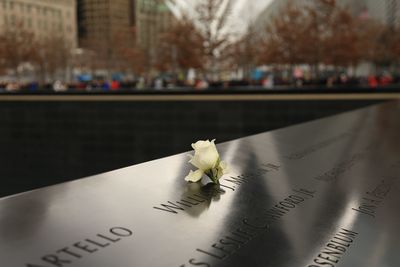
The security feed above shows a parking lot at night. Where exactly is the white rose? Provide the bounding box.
[185,139,229,184]
[185,169,204,183]
[189,139,219,171]
[217,161,229,179]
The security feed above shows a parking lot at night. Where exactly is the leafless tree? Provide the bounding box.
[259,0,383,76]
[32,34,71,82]
[157,16,205,72]
[168,0,234,77]
[0,22,36,80]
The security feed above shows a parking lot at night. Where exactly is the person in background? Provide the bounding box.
[380,72,393,87]
[195,78,209,89]
[5,82,20,92]
[293,67,304,87]
[262,73,274,89]
[326,75,336,87]
[339,73,348,85]
[154,77,164,90]
[101,80,110,91]
[111,80,121,91]
[368,74,378,88]
[53,80,67,92]
[29,81,39,92]
[136,77,145,90]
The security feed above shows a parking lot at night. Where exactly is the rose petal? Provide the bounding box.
[220,161,229,174]
[185,169,204,183]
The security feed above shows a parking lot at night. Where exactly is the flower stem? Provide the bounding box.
[210,175,219,185]
[206,170,220,185]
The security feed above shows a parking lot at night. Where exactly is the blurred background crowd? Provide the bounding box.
[0,0,400,92]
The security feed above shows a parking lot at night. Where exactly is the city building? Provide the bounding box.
[0,0,77,48]
[135,0,176,65]
[77,0,137,73]
[326,0,400,27]
[254,0,400,34]
[129,0,177,69]
[77,0,134,48]
[361,0,400,27]
[77,0,177,49]
[77,0,175,71]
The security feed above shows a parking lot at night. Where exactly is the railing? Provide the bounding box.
[0,87,399,101]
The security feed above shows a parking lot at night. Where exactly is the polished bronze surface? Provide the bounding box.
[1,101,399,267]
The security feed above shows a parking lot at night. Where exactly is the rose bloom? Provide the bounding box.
[185,140,228,183]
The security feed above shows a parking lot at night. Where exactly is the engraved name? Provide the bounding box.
[285,132,352,160]
[179,188,316,266]
[153,164,280,214]
[307,228,358,267]
[314,150,369,182]
[352,178,394,218]
[26,227,133,267]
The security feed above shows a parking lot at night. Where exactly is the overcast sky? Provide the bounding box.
[233,0,273,22]
[168,0,274,34]
[231,0,273,32]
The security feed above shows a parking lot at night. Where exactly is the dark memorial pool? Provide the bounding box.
[1,101,399,267]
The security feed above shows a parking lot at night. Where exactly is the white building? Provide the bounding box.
[0,0,77,48]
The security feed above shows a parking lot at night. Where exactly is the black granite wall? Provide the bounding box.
[0,100,383,197]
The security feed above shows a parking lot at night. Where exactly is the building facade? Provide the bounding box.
[0,0,77,47]
[363,0,400,27]
[135,0,176,67]
[77,0,176,72]
[254,0,400,33]
[78,0,176,50]
[77,0,134,47]
[135,0,175,48]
